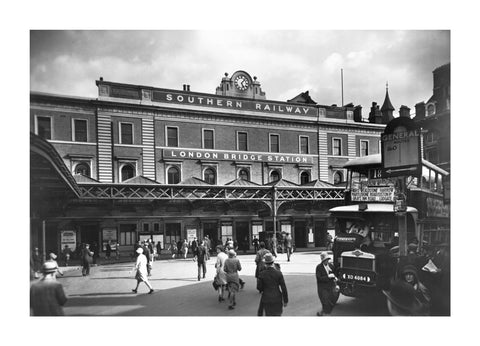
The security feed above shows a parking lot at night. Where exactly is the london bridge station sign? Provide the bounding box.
[163,148,314,164]
[152,90,317,116]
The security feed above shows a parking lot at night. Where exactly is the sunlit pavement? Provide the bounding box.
[50,251,389,316]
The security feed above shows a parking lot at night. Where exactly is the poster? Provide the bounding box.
[61,230,76,250]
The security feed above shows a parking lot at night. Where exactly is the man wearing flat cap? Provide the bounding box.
[315,251,337,316]
[256,253,288,316]
[30,261,67,316]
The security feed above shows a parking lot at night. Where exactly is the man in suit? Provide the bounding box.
[284,233,293,261]
[256,253,288,316]
[315,251,337,316]
[194,240,208,281]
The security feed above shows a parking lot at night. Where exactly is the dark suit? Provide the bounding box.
[315,262,336,314]
[257,266,288,316]
[195,245,207,279]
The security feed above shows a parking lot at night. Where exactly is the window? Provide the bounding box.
[238,168,249,180]
[120,224,136,246]
[334,171,343,185]
[120,123,133,144]
[300,171,310,185]
[36,116,52,140]
[426,103,435,116]
[165,223,181,246]
[204,167,216,184]
[270,170,281,182]
[73,119,88,142]
[167,166,180,184]
[270,134,280,153]
[238,132,248,151]
[426,131,438,144]
[167,127,178,147]
[121,163,135,181]
[300,136,309,154]
[332,138,342,156]
[360,140,369,157]
[252,224,263,237]
[221,224,233,244]
[203,129,214,149]
[75,162,91,177]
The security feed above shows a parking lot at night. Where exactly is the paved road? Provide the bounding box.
[50,251,389,316]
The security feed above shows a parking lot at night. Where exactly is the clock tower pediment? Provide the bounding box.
[215,70,266,100]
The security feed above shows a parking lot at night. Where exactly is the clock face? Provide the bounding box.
[234,75,249,91]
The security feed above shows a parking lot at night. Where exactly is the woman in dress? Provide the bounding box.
[132,247,154,294]
[214,245,228,302]
[182,239,189,259]
[223,249,242,310]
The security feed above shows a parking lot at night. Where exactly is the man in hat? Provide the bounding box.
[194,240,208,281]
[383,279,424,316]
[284,233,293,261]
[30,261,68,316]
[81,243,94,276]
[315,251,337,316]
[256,253,288,316]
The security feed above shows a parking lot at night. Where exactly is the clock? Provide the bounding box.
[234,75,249,91]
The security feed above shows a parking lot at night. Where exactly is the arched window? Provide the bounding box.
[270,170,280,182]
[300,171,310,185]
[204,168,216,185]
[121,164,135,182]
[334,171,343,185]
[75,162,91,177]
[167,166,180,184]
[238,169,249,181]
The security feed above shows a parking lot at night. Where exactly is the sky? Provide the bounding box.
[30,30,450,117]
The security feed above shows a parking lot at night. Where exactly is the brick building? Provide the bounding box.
[30,70,388,256]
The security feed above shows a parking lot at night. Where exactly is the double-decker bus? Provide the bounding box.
[330,154,449,297]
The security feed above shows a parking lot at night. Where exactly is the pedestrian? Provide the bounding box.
[47,252,64,277]
[214,245,228,302]
[132,247,154,294]
[169,240,177,258]
[142,241,152,276]
[30,261,68,316]
[105,240,112,259]
[91,242,99,265]
[204,235,211,260]
[182,239,189,259]
[284,233,293,262]
[191,237,198,255]
[31,247,43,279]
[62,245,72,267]
[147,239,155,263]
[115,242,120,260]
[177,240,182,257]
[315,251,338,316]
[194,240,208,281]
[156,241,162,259]
[81,243,94,276]
[400,264,431,315]
[224,249,242,310]
[133,241,140,259]
[271,236,278,258]
[325,232,333,250]
[252,236,259,253]
[255,242,270,278]
[382,279,424,316]
[256,253,288,316]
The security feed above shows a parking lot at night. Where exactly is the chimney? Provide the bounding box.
[354,105,363,122]
[187,85,190,91]
[399,105,411,118]
[415,102,425,120]
[183,84,187,91]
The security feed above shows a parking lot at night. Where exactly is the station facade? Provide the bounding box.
[30,70,387,256]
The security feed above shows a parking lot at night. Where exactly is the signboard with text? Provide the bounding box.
[61,230,77,251]
[381,117,421,177]
[351,187,395,202]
